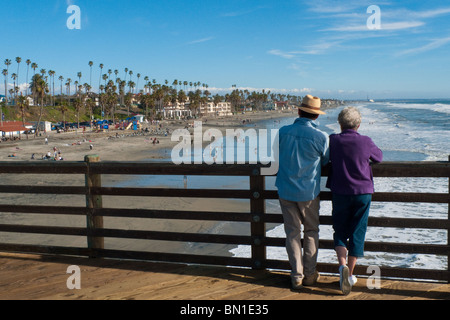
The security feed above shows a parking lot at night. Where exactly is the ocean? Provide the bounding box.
[138,99,448,272]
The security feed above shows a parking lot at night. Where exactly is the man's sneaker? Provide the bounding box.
[291,277,303,290]
[303,271,320,286]
[339,265,351,295]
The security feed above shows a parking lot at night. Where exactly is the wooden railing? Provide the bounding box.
[0,157,448,282]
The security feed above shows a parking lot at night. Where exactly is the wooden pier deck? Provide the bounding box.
[0,252,448,301]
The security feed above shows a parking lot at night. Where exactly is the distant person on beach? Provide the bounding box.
[326,106,383,295]
[275,95,329,289]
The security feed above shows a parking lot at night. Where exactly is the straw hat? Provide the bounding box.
[298,95,325,115]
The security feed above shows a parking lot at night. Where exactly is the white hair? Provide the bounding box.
[338,107,361,130]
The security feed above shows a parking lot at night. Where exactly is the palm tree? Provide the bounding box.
[129,70,133,84]
[102,74,108,86]
[85,97,95,130]
[30,73,49,136]
[73,98,83,132]
[58,75,64,105]
[88,61,93,88]
[65,78,72,106]
[25,59,31,96]
[11,73,17,104]
[144,76,149,93]
[16,94,29,139]
[59,101,68,130]
[4,59,11,103]
[2,69,8,105]
[124,92,132,116]
[98,63,104,91]
[15,57,21,96]
[127,80,135,94]
[136,73,141,92]
[48,70,55,106]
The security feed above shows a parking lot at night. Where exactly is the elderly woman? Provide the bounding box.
[326,107,383,295]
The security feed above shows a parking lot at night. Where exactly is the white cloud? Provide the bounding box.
[267,49,295,59]
[208,86,314,95]
[187,37,214,45]
[412,7,450,18]
[324,21,424,32]
[222,7,265,17]
[0,82,30,94]
[396,36,450,56]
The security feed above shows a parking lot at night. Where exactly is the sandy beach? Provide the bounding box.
[0,110,297,162]
[0,110,297,257]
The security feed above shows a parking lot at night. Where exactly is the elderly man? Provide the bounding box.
[275,95,329,289]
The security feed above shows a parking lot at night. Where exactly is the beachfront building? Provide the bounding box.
[274,101,291,110]
[200,102,232,116]
[160,101,192,119]
[0,121,34,139]
[29,121,52,133]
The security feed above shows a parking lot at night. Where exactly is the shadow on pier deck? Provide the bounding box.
[0,253,448,300]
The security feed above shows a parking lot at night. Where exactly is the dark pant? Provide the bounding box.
[331,194,372,258]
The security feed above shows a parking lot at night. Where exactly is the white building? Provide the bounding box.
[200,102,232,116]
[30,121,52,133]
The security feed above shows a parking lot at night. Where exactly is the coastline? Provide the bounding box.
[0,110,298,162]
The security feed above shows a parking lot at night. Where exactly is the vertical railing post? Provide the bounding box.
[448,155,450,283]
[85,155,104,257]
[250,167,266,270]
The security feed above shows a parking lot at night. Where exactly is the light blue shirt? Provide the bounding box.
[275,117,329,202]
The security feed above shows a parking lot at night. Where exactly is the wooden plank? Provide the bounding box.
[318,215,450,229]
[0,160,447,177]
[92,187,252,199]
[0,253,448,300]
[96,248,253,269]
[373,192,448,203]
[346,279,449,300]
[85,155,104,254]
[0,224,87,236]
[371,161,450,178]
[0,205,86,215]
[88,162,262,176]
[263,190,449,203]
[94,208,253,222]
[0,185,86,195]
[250,175,266,269]
[0,243,91,257]
[0,161,87,174]
[93,228,254,245]
[262,237,449,255]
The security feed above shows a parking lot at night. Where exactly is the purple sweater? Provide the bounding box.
[326,129,383,195]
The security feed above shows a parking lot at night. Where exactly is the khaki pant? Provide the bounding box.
[279,197,320,280]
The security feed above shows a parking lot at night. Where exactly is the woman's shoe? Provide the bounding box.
[349,275,357,286]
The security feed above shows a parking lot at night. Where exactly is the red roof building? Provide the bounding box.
[0,121,33,136]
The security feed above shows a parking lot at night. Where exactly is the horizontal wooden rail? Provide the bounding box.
[0,159,448,283]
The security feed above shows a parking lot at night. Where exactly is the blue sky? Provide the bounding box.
[1,0,450,99]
